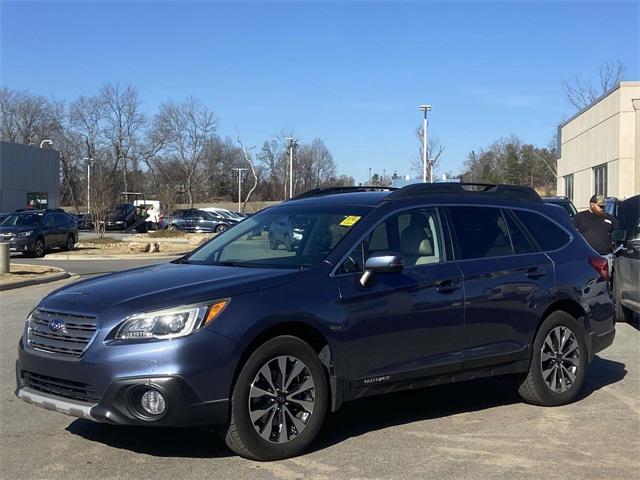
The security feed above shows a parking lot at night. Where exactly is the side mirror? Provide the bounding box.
[611,229,626,242]
[360,253,404,287]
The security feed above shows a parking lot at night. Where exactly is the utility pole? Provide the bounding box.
[84,157,93,213]
[285,137,297,199]
[232,168,248,212]
[420,104,432,183]
[368,167,372,185]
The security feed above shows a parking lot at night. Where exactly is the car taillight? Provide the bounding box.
[588,256,609,280]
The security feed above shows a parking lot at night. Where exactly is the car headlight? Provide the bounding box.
[17,231,34,237]
[114,300,229,341]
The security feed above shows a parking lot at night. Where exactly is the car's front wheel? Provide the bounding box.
[518,311,587,406]
[216,224,228,234]
[222,336,328,461]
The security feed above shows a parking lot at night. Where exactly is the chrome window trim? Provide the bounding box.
[330,202,575,277]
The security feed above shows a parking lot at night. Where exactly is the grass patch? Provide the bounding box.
[148,229,188,238]
[79,236,122,245]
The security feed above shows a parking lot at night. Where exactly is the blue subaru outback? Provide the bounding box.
[16,183,615,460]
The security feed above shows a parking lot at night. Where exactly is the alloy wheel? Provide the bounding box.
[248,355,316,444]
[540,326,580,393]
[34,239,44,257]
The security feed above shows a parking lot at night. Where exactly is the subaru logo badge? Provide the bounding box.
[48,319,65,333]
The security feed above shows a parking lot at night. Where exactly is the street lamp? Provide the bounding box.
[39,139,53,149]
[419,104,432,183]
[285,137,297,199]
[232,168,248,212]
[84,157,93,213]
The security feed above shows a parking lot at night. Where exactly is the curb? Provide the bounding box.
[0,271,70,291]
[43,252,186,261]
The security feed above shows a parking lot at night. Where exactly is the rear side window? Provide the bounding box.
[513,210,571,251]
[448,206,512,259]
[503,210,536,254]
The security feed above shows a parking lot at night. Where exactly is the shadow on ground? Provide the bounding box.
[65,356,626,459]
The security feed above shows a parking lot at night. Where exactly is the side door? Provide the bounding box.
[615,219,640,312]
[42,214,58,247]
[445,206,555,369]
[53,213,70,246]
[335,206,464,385]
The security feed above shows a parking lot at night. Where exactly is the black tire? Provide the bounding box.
[613,278,633,323]
[168,224,178,231]
[518,311,588,406]
[62,234,75,251]
[216,224,228,234]
[32,238,46,258]
[284,235,293,252]
[222,336,328,461]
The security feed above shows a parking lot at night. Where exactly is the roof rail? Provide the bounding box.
[385,183,541,202]
[292,186,397,200]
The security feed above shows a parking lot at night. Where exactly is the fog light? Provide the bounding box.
[140,389,166,415]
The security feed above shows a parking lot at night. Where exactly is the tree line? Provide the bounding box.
[0,84,355,217]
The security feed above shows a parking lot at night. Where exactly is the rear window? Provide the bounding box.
[513,210,571,251]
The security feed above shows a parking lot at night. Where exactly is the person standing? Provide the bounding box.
[573,194,619,255]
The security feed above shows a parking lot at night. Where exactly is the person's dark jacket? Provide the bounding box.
[573,210,619,255]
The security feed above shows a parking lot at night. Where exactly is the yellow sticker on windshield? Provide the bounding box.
[340,215,362,227]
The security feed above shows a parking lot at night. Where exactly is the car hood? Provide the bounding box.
[41,263,299,325]
[0,225,37,235]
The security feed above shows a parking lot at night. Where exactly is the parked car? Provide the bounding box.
[612,194,640,322]
[162,209,235,233]
[267,215,307,251]
[15,184,615,461]
[75,213,93,231]
[542,196,578,217]
[104,203,137,230]
[201,207,246,222]
[0,210,77,257]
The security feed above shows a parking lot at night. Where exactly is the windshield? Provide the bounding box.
[1,214,43,226]
[185,205,372,268]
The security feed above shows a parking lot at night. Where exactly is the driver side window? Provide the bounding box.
[337,207,444,274]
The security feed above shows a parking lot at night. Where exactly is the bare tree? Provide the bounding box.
[237,136,258,213]
[100,83,144,192]
[564,60,627,110]
[411,127,445,180]
[151,97,217,206]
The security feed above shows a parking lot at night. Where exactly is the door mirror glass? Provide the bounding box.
[611,229,626,242]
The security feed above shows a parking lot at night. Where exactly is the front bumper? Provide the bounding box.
[15,371,229,426]
[16,326,236,427]
[8,236,33,252]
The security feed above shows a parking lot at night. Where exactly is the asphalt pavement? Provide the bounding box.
[0,277,638,480]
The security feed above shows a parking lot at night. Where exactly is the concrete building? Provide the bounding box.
[0,141,60,212]
[557,81,640,211]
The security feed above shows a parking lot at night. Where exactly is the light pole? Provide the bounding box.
[419,104,432,183]
[84,157,93,213]
[285,137,297,199]
[39,139,53,149]
[232,167,248,212]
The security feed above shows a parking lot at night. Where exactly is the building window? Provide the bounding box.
[26,192,48,209]
[593,164,607,197]
[564,175,574,202]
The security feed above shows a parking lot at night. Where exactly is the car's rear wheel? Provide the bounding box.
[518,311,587,406]
[216,224,228,234]
[62,234,75,251]
[29,237,46,258]
[222,336,328,461]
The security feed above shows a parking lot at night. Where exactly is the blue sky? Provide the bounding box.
[1,0,638,183]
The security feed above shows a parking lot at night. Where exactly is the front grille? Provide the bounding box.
[27,309,98,358]
[22,371,99,403]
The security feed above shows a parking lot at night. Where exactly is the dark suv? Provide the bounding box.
[162,209,237,233]
[0,209,77,257]
[15,184,615,460]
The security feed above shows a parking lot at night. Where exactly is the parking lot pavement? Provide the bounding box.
[10,257,168,276]
[1,279,638,480]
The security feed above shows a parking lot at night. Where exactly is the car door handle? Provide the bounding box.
[526,268,546,279]
[436,279,461,293]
